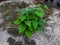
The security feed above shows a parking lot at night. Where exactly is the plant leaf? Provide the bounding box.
[35,9,44,18]
[17,9,27,14]
[38,19,46,26]
[19,24,26,34]
[28,7,35,11]
[44,5,49,10]
[36,4,42,8]
[26,15,30,20]
[30,14,37,20]
[13,19,21,25]
[40,19,46,24]
[38,26,45,32]
[29,26,36,32]
[25,30,32,38]
[24,20,31,27]
[13,4,47,38]
[32,20,38,29]
[19,15,26,21]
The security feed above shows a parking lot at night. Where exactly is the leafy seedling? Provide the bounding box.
[13,4,49,38]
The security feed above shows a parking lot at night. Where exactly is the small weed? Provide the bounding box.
[13,4,48,38]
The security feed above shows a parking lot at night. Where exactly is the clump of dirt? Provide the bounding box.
[7,37,36,45]
[14,42,23,45]
[7,37,15,45]
[24,37,36,45]
[7,37,23,45]
[7,28,19,36]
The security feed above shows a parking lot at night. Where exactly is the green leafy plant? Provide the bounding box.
[13,4,48,38]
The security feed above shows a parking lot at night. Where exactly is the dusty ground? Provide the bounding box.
[0,1,60,45]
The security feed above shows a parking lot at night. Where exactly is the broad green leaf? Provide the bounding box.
[29,26,36,32]
[38,26,45,32]
[35,9,44,18]
[13,19,21,25]
[36,4,42,8]
[28,7,35,11]
[17,9,27,14]
[44,5,49,10]
[38,19,46,26]
[40,19,46,24]
[30,15,37,20]
[25,30,32,38]
[19,24,26,34]
[26,16,30,20]
[19,15,26,21]
[35,8,43,11]
[32,20,38,29]
[24,20,31,27]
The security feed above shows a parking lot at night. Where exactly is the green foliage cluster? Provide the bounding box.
[13,4,48,38]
